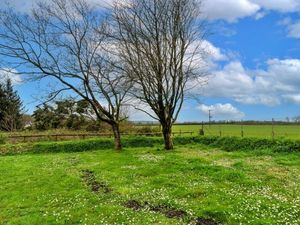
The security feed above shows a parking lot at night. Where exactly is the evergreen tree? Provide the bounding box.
[32,104,55,130]
[0,82,6,126]
[32,100,97,131]
[0,79,23,131]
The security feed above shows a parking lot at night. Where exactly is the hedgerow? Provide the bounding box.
[1,136,300,156]
[191,136,300,153]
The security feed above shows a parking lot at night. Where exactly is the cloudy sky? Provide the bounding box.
[1,0,300,122]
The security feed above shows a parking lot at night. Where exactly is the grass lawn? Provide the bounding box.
[0,144,299,225]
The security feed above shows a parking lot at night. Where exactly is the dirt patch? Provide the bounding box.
[80,173,219,223]
[123,200,187,219]
[123,200,144,210]
[194,217,219,225]
[81,169,111,193]
[146,203,187,218]
[165,208,187,218]
[123,200,220,223]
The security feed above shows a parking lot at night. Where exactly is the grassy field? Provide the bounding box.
[172,124,300,139]
[0,141,299,224]
[2,124,300,145]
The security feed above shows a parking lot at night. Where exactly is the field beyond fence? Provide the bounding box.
[5,131,193,144]
[1,124,300,144]
[172,124,300,139]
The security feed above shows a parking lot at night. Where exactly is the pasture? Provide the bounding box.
[0,138,299,225]
[172,124,300,139]
[2,124,300,145]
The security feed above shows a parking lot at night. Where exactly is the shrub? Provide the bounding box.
[192,136,300,153]
[2,135,300,156]
[135,126,161,136]
[199,129,205,136]
[0,134,7,145]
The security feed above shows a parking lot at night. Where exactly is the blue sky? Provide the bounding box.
[1,0,300,122]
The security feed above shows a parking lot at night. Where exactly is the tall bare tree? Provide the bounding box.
[112,0,206,149]
[0,0,130,150]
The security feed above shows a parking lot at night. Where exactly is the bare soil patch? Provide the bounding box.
[81,169,111,193]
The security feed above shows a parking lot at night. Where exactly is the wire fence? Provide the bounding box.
[6,131,195,144]
[3,118,300,144]
[173,118,300,140]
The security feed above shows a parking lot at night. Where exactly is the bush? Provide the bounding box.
[85,123,101,132]
[0,134,7,145]
[135,126,161,136]
[30,137,164,154]
[199,129,205,136]
[31,136,300,154]
[192,136,300,153]
[2,135,300,156]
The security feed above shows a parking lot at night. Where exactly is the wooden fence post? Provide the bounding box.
[272,118,275,140]
[241,122,244,138]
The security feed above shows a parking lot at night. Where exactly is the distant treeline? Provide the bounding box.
[173,121,300,125]
[129,120,300,126]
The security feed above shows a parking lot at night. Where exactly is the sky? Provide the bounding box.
[1,0,300,122]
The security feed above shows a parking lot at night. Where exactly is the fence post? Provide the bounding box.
[199,121,205,136]
[241,121,244,138]
[272,118,275,140]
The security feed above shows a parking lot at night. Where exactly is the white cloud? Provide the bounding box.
[128,108,155,121]
[201,0,300,22]
[197,103,245,120]
[202,0,300,22]
[251,0,300,13]
[284,94,300,104]
[0,0,114,12]
[277,17,292,26]
[264,59,300,86]
[202,0,260,22]
[0,68,22,85]
[3,0,300,23]
[0,1,34,12]
[201,40,228,61]
[287,21,300,38]
[198,58,300,106]
[277,17,300,39]
[254,11,267,20]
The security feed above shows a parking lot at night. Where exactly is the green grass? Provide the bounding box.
[3,124,300,145]
[172,124,300,139]
[2,136,300,156]
[0,142,299,224]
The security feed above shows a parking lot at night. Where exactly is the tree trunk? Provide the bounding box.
[162,124,173,150]
[111,123,122,150]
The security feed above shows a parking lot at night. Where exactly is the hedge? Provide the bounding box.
[1,136,300,156]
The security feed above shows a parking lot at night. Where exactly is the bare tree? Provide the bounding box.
[0,0,131,150]
[112,0,206,149]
